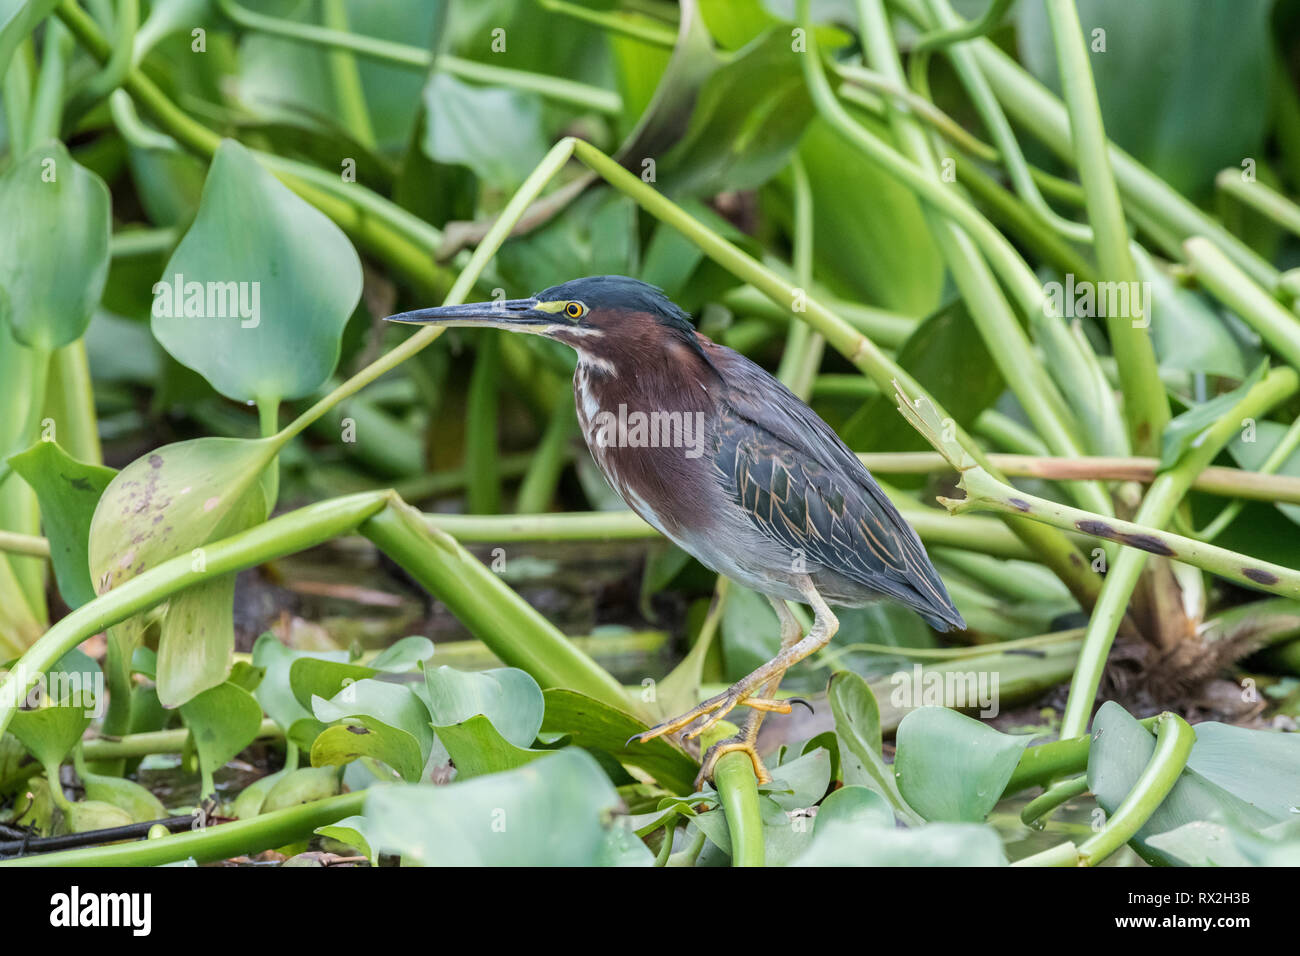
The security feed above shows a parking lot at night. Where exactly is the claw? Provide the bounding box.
[788,696,814,714]
[696,737,772,788]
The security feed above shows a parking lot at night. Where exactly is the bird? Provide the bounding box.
[386,275,964,787]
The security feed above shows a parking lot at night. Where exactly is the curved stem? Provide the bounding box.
[1076,713,1195,867]
[1019,773,1088,827]
[0,492,391,740]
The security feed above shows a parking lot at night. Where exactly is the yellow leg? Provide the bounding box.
[636,581,838,786]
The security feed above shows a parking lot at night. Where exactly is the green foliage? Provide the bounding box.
[0,142,110,351]
[153,139,363,404]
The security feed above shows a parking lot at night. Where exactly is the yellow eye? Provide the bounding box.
[564,302,584,319]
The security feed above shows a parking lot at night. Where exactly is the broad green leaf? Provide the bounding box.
[310,679,435,782]
[88,436,277,705]
[421,72,546,187]
[0,141,111,350]
[844,299,1003,454]
[360,749,625,866]
[422,665,544,749]
[58,800,134,835]
[1087,702,1277,866]
[290,658,381,713]
[316,814,377,863]
[815,783,894,830]
[828,670,917,822]
[657,29,813,196]
[261,766,341,813]
[178,681,264,796]
[1183,722,1300,821]
[1159,360,1266,470]
[541,688,700,795]
[153,139,362,404]
[432,714,547,779]
[8,649,100,771]
[894,707,1035,823]
[719,584,781,681]
[1016,0,1272,197]
[251,633,349,732]
[7,440,115,608]
[78,768,168,823]
[792,115,943,317]
[1135,245,1253,378]
[792,818,1008,866]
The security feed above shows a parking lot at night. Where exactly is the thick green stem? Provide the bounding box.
[1075,713,1195,867]
[1043,0,1168,456]
[0,791,366,866]
[815,1,1110,521]
[701,721,764,867]
[1184,237,1300,372]
[0,492,391,740]
[361,501,636,716]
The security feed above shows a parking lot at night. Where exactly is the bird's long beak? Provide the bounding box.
[384,298,557,332]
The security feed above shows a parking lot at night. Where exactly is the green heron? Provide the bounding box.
[387,276,964,786]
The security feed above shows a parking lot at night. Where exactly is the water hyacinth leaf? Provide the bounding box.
[178,681,264,796]
[158,575,241,708]
[87,436,277,704]
[1145,820,1253,867]
[793,819,1008,866]
[432,713,548,779]
[656,29,813,196]
[7,649,100,771]
[251,633,349,731]
[761,746,833,812]
[793,116,943,317]
[1183,722,1300,822]
[368,636,435,672]
[0,141,111,351]
[1159,360,1267,470]
[1087,702,1277,866]
[894,707,1035,823]
[1016,0,1272,197]
[152,139,362,404]
[360,749,624,866]
[316,815,377,863]
[290,658,382,712]
[421,72,547,188]
[260,766,341,814]
[540,689,700,795]
[423,666,544,748]
[76,754,168,823]
[310,679,435,782]
[7,440,115,608]
[1227,420,1300,526]
[814,783,895,831]
[1134,245,1252,378]
[844,299,1002,454]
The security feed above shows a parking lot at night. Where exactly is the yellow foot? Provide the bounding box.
[696,736,772,789]
[630,687,791,747]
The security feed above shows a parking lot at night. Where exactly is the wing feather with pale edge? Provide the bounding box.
[707,344,963,630]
